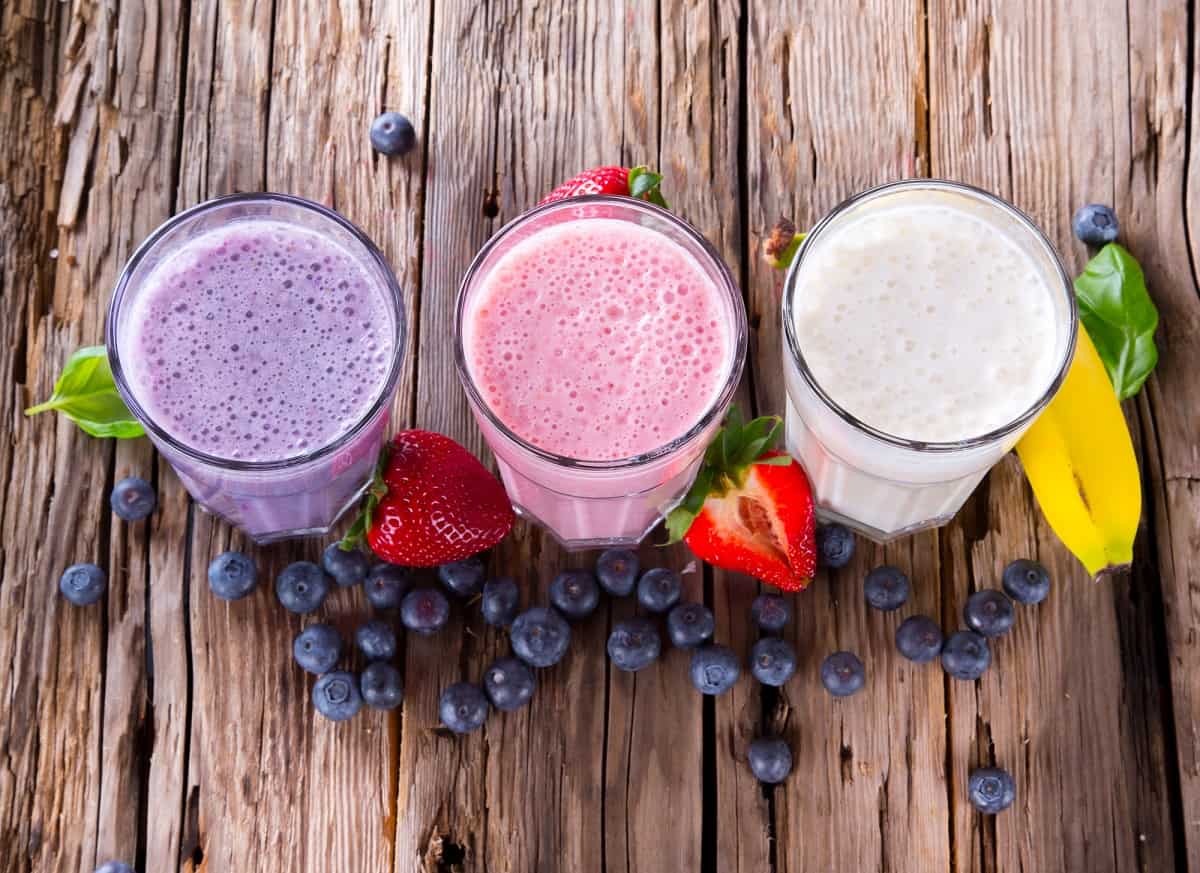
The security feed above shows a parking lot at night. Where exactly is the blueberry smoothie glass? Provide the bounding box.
[455,196,747,549]
[107,194,406,543]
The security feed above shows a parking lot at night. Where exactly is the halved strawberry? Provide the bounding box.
[666,409,816,592]
[341,430,514,566]
[538,165,669,208]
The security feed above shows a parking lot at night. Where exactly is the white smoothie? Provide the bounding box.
[790,201,1059,443]
[782,182,1073,540]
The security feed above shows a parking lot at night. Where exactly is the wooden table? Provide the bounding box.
[2,1,1198,871]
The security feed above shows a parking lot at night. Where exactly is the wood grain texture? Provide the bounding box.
[1,1,1198,872]
[746,3,952,872]
[930,2,1180,870]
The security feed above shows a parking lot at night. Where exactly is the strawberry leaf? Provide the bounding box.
[753,455,794,466]
[626,165,670,210]
[665,506,698,545]
[339,445,391,553]
[667,407,794,543]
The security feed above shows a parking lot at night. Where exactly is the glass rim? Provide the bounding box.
[105,191,407,472]
[454,194,748,471]
[781,178,1079,453]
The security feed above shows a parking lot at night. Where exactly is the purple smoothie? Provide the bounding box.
[125,220,393,460]
[110,195,404,542]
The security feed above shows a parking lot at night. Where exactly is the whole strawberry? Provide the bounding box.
[538,165,669,208]
[342,430,514,566]
[666,409,816,592]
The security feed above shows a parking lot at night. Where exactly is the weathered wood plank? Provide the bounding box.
[1,2,185,873]
[268,1,429,867]
[393,2,502,869]
[745,3,954,872]
[171,2,432,871]
[930,1,1180,870]
[1128,0,1200,866]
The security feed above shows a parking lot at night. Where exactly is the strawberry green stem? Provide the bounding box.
[763,217,806,270]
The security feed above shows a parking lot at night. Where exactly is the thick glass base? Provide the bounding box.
[511,501,666,551]
[814,503,957,545]
[193,476,371,545]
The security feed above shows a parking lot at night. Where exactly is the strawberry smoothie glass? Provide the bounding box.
[107,194,406,543]
[455,196,747,549]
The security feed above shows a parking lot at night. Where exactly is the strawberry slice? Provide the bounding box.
[341,430,514,567]
[666,409,816,592]
[538,165,669,208]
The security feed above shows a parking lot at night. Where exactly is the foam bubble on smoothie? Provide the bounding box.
[790,201,1058,442]
[464,219,732,461]
[125,221,394,461]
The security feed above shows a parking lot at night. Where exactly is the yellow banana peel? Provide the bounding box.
[1015,328,1140,579]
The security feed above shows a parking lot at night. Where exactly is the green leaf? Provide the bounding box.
[24,346,145,438]
[627,166,670,209]
[664,507,698,545]
[753,454,794,466]
[339,445,391,553]
[1074,243,1159,400]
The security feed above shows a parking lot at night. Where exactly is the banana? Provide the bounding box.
[1015,327,1141,579]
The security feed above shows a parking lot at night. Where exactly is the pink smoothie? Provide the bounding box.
[462,218,733,461]
[124,220,395,461]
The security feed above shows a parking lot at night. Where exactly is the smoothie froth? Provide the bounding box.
[463,218,732,461]
[124,220,394,461]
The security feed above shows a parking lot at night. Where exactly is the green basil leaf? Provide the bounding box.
[25,346,145,438]
[1073,243,1159,400]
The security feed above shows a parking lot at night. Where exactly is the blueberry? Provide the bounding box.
[549,570,601,620]
[439,682,489,734]
[312,671,363,721]
[510,606,571,668]
[275,561,331,614]
[667,602,715,648]
[816,523,855,569]
[689,644,741,695]
[820,651,865,697]
[895,615,944,663]
[864,565,910,611]
[968,767,1016,814]
[293,623,342,674]
[94,862,135,873]
[59,563,107,606]
[110,476,156,521]
[941,631,991,680]
[751,637,797,687]
[483,656,537,711]
[481,576,520,626]
[365,563,411,609]
[747,736,793,784]
[207,551,257,601]
[355,619,398,660]
[1072,203,1119,246]
[361,662,404,710]
[400,588,450,635]
[438,556,486,597]
[322,543,368,588]
[607,618,662,672]
[1002,559,1051,605]
[963,589,1016,638]
[751,594,791,632]
[369,111,417,156]
[637,567,682,613]
[596,548,639,596]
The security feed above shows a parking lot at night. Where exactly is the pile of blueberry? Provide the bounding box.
[60,479,1040,815]
[813,522,1051,814]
